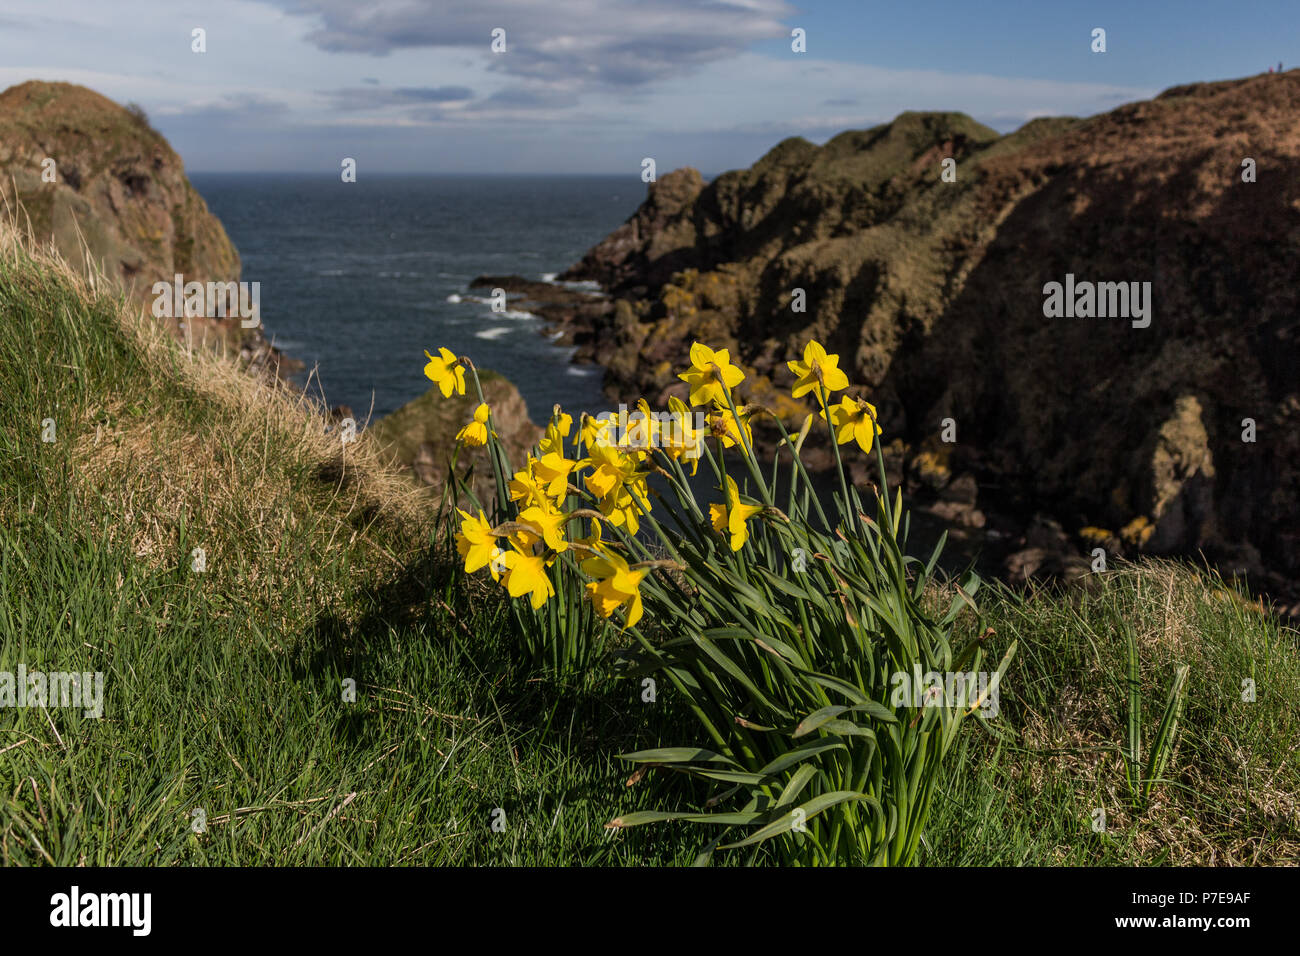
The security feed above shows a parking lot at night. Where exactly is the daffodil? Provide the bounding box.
[787,339,850,400]
[659,396,705,473]
[455,509,504,580]
[708,403,753,451]
[822,396,883,454]
[709,475,764,551]
[576,516,604,550]
[508,463,550,510]
[581,548,648,627]
[538,413,574,455]
[597,483,643,536]
[499,544,555,609]
[552,407,573,437]
[678,342,745,407]
[455,403,492,446]
[581,444,642,499]
[423,347,466,398]
[617,399,660,452]
[533,450,578,499]
[578,412,611,450]
[516,504,569,553]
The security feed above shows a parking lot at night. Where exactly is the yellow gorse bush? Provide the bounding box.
[423,338,1013,865]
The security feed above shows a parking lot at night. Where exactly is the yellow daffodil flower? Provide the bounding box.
[597,484,643,536]
[709,475,764,551]
[581,444,641,499]
[455,403,492,446]
[423,347,466,398]
[578,412,611,450]
[658,396,704,473]
[552,407,573,437]
[533,450,577,499]
[508,463,550,510]
[499,544,555,609]
[455,509,504,580]
[516,504,569,553]
[787,339,850,400]
[708,403,753,451]
[581,548,648,627]
[678,342,745,406]
[822,396,883,454]
[619,399,660,452]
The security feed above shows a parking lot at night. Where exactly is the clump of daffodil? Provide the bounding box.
[581,547,648,628]
[787,339,850,400]
[423,346,467,397]
[679,342,745,406]
[455,403,493,447]
[709,475,764,551]
[822,395,883,454]
[455,509,505,580]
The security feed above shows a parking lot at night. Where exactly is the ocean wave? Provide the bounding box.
[445,293,463,303]
[566,365,598,377]
[318,269,345,276]
[475,327,512,341]
[496,308,538,320]
[541,272,558,282]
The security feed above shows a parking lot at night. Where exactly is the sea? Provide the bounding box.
[191,174,641,426]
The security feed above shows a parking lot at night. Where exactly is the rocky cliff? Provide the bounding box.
[368,372,543,503]
[553,72,1300,596]
[0,80,289,373]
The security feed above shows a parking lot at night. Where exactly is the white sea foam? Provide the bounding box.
[445,293,463,303]
[475,327,511,341]
[541,272,558,282]
[566,366,598,377]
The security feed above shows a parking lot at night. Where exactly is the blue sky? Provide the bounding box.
[0,0,1292,174]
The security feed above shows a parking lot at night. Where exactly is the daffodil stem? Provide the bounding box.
[766,415,831,531]
[818,383,853,528]
[467,363,509,516]
[720,386,774,508]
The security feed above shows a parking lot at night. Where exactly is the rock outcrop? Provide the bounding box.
[0,80,293,374]
[554,73,1300,594]
[367,371,543,502]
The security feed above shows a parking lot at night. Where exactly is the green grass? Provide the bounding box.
[1,226,1296,865]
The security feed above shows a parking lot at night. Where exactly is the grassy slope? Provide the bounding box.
[1,226,1295,865]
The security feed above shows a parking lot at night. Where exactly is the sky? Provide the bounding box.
[0,0,1293,174]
